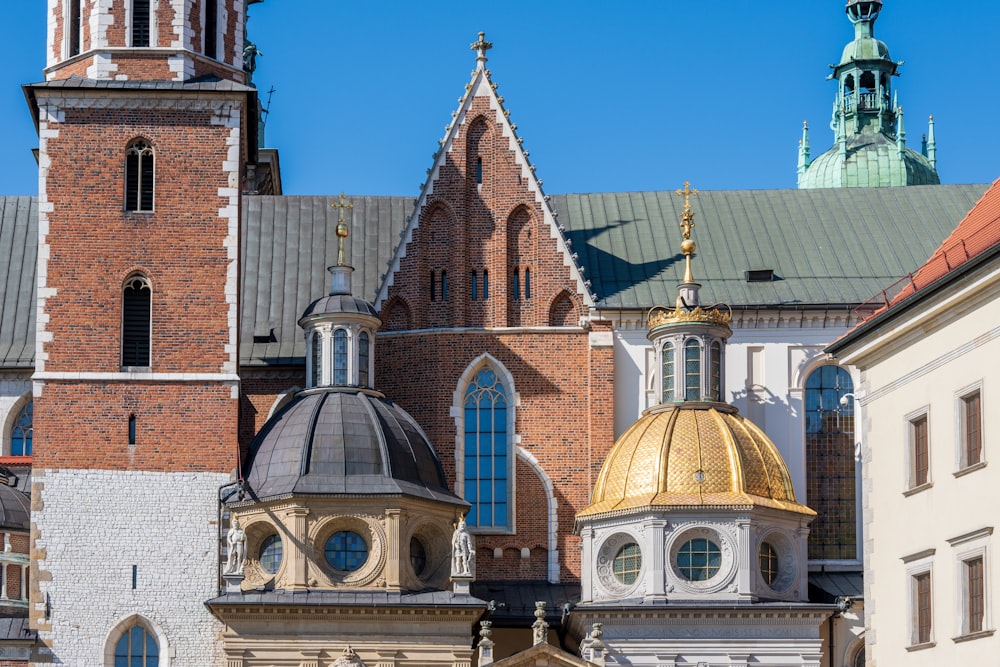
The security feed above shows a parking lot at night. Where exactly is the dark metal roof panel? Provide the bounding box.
[0,197,36,368]
[552,184,988,309]
[240,195,411,366]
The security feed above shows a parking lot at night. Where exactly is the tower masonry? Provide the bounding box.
[26,1,256,664]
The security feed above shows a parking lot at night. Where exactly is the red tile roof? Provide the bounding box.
[855,178,1000,319]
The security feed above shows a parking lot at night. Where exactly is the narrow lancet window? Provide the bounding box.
[512,269,520,301]
[471,271,478,300]
[464,368,509,528]
[69,0,82,56]
[333,329,348,385]
[483,270,489,300]
[441,271,448,301]
[710,341,722,401]
[476,157,483,184]
[358,332,370,387]
[204,0,218,58]
[131,0,151,47]
[662,342,675,402]
[122,276,152,367]
[9,401,32,456]
[125,139,154,211]
[524,268,531,299]
[310,331,322,386]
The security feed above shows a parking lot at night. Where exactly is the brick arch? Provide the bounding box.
[548,290,579,327]
[419,201,456,328]
[381,296,412,332]
[506,205,534,326]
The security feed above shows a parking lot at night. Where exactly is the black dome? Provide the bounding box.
[242,387,463,506]
[0,483,29,532]
[301,294,379,318]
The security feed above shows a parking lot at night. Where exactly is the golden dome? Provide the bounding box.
[579,404,815,518]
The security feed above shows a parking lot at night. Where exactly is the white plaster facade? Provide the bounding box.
[31,469,229,666]
[831,253,1000,665]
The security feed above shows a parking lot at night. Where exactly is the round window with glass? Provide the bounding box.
[410,537,428,577]
[259,534,283,575]
[677,538,722,581]
[612,543,642,585]
[325,530,368,572]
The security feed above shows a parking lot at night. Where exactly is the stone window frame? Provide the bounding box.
[902,548,935,650]
[452,354,518,535]
[103,614,170,667]
[2,392,32,457]
[954,381,985,476]
[65,0,83,58]
[124,138,155,212]
[947,527,996,642]
[121,273,153,369]
[128,0,155,49]
[202,0,219,60]
[904,407,932,494]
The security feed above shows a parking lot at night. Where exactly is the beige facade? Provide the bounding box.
[831,249,1000,665]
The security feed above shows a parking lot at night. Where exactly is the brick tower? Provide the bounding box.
[375,34,615,584]
[24,1,256,663]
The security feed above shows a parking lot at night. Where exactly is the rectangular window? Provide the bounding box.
[962,391,982,468]
[911,415,929,488]
[204,0,218,59]
[132,0,151,47]
[914,571,932,644]
[967,556,985,634]
[69,0,82,56]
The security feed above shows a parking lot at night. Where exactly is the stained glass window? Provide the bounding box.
[805,365,856,560]
[10,401,31,456]
[325,531,368,572]
[463,368,508,528]
[333,329,348,385]
[114,624,159,667]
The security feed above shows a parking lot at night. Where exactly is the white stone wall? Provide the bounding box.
[32,469,229,666]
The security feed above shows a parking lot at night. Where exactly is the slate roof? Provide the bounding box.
[808,571,864,603]
[0,185,987,368]
[206,589,485,608]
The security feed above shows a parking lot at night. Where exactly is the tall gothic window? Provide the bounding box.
[512,269,520,301]
[125,139,154,211]
[114,622,159,667]
[661,342,675,402]
[122,276,152,367]
[131,0,151,48]
[482,270,489,300]
[333,329,348,385]
[805,365,856,560]
[684,339,700,401]
[463,368,509,529]
[471,271,478,300]
[358,332,370,387]
[9,400,32,456]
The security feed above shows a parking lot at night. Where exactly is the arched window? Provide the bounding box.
[114,622,159,667]
[710,341,722,401]
[524,268,531,299]
[661,342,674,402]
[471,271,478,301]
[512,269,520,301]
[463,368,509,529]
[482,270,489,300]
[10,400,32,456]
[358,332,370,387]
[125,139,154,211]
[310,331,322,386]
[805,365,856,560]
[131,0,151,48]
[333,329,348,385]
[684,339,700,401]
[122,276,151,367]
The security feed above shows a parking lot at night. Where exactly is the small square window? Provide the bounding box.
[961,390,983,469]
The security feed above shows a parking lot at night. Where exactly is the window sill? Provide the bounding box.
[953,629,995,643]
[120,366,152,373]
[954,461,988,478]
[905,641,936,652]
[903,482,933,497]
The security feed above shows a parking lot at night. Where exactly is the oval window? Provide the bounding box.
[410,537,428,577]
[259,534,282,575]
[325,530,368,572]
[759,541,779,586]
[613,543,642,585]
[677,538,722,581]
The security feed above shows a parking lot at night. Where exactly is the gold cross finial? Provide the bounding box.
[675,181,698,240]
[331,193,354,266]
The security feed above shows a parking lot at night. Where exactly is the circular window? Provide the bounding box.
[677,538,722,581]
[259,534,282,574]
[759,541,779,586]
[410,537,428,577]
[325,531,368,572]
[613,543,641,585]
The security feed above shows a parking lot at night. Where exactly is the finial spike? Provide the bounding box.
[797,121,811,177]
[471,31,493,68]
[675,182,699,285]
[926,114,937,169]
[896,107,906,158]
[331,192,354,267]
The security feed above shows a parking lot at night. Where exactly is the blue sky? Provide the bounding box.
[2,1,998,196]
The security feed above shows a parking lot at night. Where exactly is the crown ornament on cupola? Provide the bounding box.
[646,183,732,404]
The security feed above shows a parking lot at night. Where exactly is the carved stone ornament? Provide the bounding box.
[451,515,476,578]
[595,531,642,598]
[331,646,367,667]
[223,517,247,576]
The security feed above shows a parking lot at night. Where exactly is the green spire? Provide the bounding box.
[896,107,906,159]
[797,121,811,182]
[927,115,937,169]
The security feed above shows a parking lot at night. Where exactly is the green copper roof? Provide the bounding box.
[799,126,940,189]
[551,184,986,310]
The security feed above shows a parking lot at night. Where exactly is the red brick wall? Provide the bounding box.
[376,330,614,582]
[41,108,234,374]
[238,374,304,458]
[383,97,586,331]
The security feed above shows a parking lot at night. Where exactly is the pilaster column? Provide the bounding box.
[643,518,667,598]
[580,525,594,601]
[384,509,402,590]
[735,518,752,597]
[286,507,310,590]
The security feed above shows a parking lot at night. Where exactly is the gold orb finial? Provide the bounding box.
[675,182,699,283]
[331,192,354,266]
